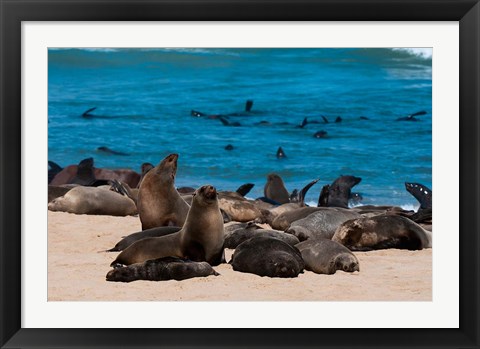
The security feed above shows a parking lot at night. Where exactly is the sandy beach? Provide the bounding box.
[47,211,432,302]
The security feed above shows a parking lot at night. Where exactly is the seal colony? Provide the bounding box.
[48,153,432,283]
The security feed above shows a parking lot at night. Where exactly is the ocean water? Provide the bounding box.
[48,48,432,208]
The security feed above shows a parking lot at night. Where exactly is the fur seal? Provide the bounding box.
[97,146,129,156]
[276,147,287,159]
[48,186,137,216]
[313,130,328,139]
[218,192,268,222]
[319,175,362,208]
[137,153,190,229]
[111,185,225,266]
[106,226,181,252]
[48,185,74,203]
[332,215,432,251]
[235,183,254,196]
[48,161,63,184]
[295,238,359,274]
[286,208,362,241]
[396,110,427,121]
[106,257,219,282]
[264,173,290,204]
[230,236,304,278]
[405,182,432,210]
[270,206,322,230]
[224,223,300,249]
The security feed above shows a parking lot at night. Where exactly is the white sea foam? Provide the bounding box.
[392,48,432,59]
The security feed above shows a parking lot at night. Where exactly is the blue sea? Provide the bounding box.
[48,48,432,208]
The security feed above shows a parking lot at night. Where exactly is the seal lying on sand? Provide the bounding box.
[48,186,137,216]
[295,238,359,275]
[230,236,304,278]
[286,208,361,241]
[106,257,219,282]
[332,215,432,251]
[111,185,225,266]
[105,226,181,252]
[137,153,190,229]
[224,222,299,248]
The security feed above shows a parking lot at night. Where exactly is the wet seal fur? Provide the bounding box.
[230,236,304,278]
[106,256,219,282]
[137,153,190,229]
[295,238,359,274]
[332,215,432,251]
[111,185,225,266]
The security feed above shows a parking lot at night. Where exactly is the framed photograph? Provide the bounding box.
[1,0,479,348]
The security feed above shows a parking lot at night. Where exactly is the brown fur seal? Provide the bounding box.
[230,236,304,278]
[106,257,219,282]
[48,186,137,216]
[264,173,290,204]
[110,185,225,266]
[332,215,432,251]
[105,226,181,252]
[137,154,190,229]
[295,238,359,274]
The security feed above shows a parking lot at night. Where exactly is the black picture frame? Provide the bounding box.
[1,1,479,348]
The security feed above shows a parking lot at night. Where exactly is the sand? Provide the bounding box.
[48,211,432,301]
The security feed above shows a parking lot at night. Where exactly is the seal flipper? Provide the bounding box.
[236,183,255,197]
[82,107,97,117]
[245,100,254,112]
[405,182,432,210]
[297,178,319,206]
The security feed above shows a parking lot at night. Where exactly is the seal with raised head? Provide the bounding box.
[106,256,219,282]
[264,173,290,204]
[137,153,190,229]
[110,185,225,266]
[332,214,432,251]
[405,182,432,210]
[319,175,362,208]
[230,236,304,278]
[295,238,359,275]
[48,186,137,216]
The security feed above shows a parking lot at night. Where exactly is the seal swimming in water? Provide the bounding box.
[230,236,304,278]
[276,147,287,159]
[396,110,427,121]
[111,185,225,266]
[295,238,359,275]
[106,257,219,282]
[48,186,137,216]
[332,215,432,251]
[97,146,129,156]
[137,153,190,229]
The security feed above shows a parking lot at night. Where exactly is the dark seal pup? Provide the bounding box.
[230,236,304,278]
[106,257,219,282]
[295,238,359,275]
[137,153,190,229]
[111,185,225,267]
[332,215,432,251]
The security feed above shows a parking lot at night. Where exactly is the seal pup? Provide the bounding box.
[230,236,304,278]
[48,186,137,216]
[111,185,225,266]
[137,153,190,229]
[264,173,290,204]
[105,226,181,252]
[396,110,427,121]
[295,238,359,275]
[286,208,362,241]
[332,215,432,251]
[106,257,219,282]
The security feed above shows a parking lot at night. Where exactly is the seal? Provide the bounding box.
[319,175,362,208]
[230,236,304,278]
[276,147,287,159]
[106,226,181,252]
[97,146,129,156]
[106,256,219,282]
[110,185,225,266]
[264,173,290,204]
[405,182,432,210]
[332,214,432,251]
[224,222,300,249]
[286,208,361,241]
[48,161,63,184]
[48,186,137,216]
[137,153,190,229]
[295,238,359,275]
[396,110,426,121]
